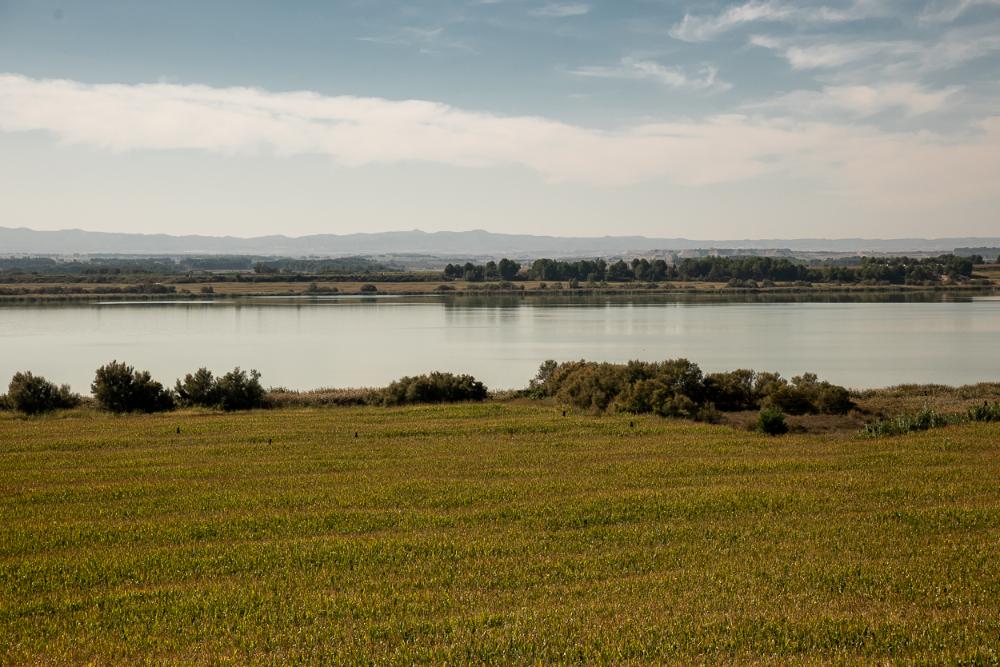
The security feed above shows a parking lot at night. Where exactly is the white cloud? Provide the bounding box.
[671,0,885,42]
[920,0,1000,23]
[0,74,998,209]
[528,3,589,17]
[748,82,959,117]
[571,58,731,91]
[750,24,1000,72]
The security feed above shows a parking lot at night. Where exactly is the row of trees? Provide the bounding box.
[2,366,489,415]
[443,259,522,282]
[2,363,267,414]
[443,254,980,285]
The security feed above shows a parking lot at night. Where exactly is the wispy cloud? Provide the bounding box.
[1,74,998,209]
[919,0,1000,23]
[528,3,590,18]
[751,23,1000,72]
[748,82,959,117]
[571,58,731,91]
[359,25,472,53]
[671,0,886,42]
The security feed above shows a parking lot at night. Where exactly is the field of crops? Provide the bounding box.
[2,404,999,664]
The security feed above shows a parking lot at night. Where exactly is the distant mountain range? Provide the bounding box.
[2,226,998,258]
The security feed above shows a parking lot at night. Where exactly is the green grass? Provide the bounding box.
[2,404,999,664]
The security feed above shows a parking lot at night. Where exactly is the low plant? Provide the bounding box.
[756,406,788,436]
[371,372,488,406]
[967,401,1000,422]
[861,408,955,438]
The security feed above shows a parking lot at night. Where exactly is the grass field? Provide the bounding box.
[2,404,999,664]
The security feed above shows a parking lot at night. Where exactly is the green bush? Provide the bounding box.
[175,368,222,408]
[215,368,267,411]
[92,361,175,413]
[861,408,954,438]
[967,401,1000,422]
[703,369,757,411]
[372,372,487,406]
[533,359,852,421]
[6,371,80,415]
[756,407,788,436]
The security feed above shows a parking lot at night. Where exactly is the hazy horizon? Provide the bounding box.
[2,1,999,240]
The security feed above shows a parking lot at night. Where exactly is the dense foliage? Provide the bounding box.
[5,372,80,415]
[174,368,222,408]
[443,259,521,281]
[371,372,488,406]
[91,361,175,413]
[530,359,854,420]
[215,368,267,411]
[756,406,789,436]
[175,367,267,411]
[443,254,980,286]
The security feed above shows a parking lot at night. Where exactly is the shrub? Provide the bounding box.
[215,368,266,411]
[92,361,175,413]
[532,359,851,422]
[359,284,378,293]
[528,360,560,398]
[704,369,757,411]
[763,384,815,415]
[372,372,487,406]
[968,401,1000,422]
[549,361,627,412]
[6,371,80,414]
[757,406,788,436]
[694,403,724,424]
[175,367,221,408]
[861,408,954,438]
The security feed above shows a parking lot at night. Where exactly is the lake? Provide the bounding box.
[1,294,998,393]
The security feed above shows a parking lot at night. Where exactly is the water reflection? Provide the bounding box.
[0,293,997,392]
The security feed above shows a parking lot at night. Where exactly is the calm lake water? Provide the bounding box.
[1,294,998,392]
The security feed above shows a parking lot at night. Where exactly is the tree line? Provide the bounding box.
[446,254,981,285]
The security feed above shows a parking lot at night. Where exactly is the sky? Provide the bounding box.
[1,0,999,239]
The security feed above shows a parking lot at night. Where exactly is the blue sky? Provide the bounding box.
[1,0,999,239]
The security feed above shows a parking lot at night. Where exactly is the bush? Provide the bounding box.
[359,284,378,293]
[92,361,175,413]
[215,368,267,411]
[968,401,1000,422]
[6,371,80,414]
[757,406,788,436]
[534,360,852,421]
[861,408,954,438]
[704,369,757,411]
[175,367,221,408]
[372,372,487,406]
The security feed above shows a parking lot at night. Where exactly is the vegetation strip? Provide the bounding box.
[1,404,999,663]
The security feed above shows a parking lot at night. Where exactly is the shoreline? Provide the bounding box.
[0,281,997,303]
